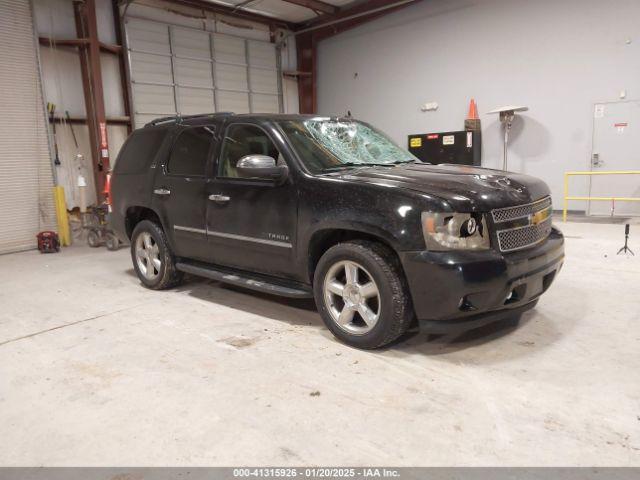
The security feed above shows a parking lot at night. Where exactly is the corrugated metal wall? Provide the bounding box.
[125,17,282,128]
[0,0,56,254]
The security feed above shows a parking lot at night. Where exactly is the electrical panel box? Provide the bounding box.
[407,130,481,166]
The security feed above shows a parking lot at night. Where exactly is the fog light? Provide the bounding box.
[458,295,476,312]
[504,285,526,305]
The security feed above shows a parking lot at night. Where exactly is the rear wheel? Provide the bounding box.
[131,220,183,289]
[313,240,414,349]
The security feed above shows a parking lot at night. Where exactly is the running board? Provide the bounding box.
[175,262,313,299]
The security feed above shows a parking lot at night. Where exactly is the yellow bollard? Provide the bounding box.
[53,186,71,246]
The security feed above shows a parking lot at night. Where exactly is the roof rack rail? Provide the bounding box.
[145,112,235,127]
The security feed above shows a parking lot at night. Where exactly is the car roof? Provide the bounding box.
[144,112,353,128]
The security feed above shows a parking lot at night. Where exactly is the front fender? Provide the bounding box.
[308,220,405,252]
[298,177,433,254]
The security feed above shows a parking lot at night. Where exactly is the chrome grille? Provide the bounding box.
[492,196,552,223]
[497,217,553,252]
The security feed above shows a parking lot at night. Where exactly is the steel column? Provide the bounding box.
[295,32,316,114]
[74,0,111,202]
[112,0,133,134]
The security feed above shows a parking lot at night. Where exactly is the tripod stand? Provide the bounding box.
[617,224,634,256]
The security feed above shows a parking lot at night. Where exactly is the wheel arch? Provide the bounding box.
[307,227,402,284]
[125,206,163,239]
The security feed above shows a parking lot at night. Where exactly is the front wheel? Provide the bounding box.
[105,232,120,251]
[130,220,183,290]
[313,240,414,349]
[87,230,100,248]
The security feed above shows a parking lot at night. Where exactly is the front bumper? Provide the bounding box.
[399,227,564,331]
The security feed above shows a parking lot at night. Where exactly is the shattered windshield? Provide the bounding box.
[280,119,418,174]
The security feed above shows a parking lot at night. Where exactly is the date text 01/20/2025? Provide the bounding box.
[232,468,400,478]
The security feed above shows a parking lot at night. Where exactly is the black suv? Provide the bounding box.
[111,113,564,349]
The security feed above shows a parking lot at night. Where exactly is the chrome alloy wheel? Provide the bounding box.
[135,232,161,280]
[323,260,381,335]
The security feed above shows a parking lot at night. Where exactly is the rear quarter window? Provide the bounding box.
[113,129,167,174]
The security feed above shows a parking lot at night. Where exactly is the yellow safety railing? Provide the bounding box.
[563,170,640,221]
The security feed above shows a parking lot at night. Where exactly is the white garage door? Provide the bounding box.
[125,18,282,128]
[0,0,56,254]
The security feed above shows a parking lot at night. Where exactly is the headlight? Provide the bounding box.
[421,212,490,250]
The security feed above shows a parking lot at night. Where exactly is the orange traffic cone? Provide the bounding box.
[467,99,479,119]
[465,98,481,131]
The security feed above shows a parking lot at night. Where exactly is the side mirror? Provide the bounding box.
[236,154,288,183]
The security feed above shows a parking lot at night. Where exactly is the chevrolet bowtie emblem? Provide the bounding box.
[530,208,550,225]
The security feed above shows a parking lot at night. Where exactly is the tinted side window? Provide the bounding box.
[114,129,166,174]
[218,124,283,178]
[167,126,216,177]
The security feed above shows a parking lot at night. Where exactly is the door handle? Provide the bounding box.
[154,188,171,196]
[209,194,230,203]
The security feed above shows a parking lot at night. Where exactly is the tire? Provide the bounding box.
[87,230,101,248]
[313,240,414,349]
[130,219,184,290]
[105,233,120,252]
[105,233,120,251]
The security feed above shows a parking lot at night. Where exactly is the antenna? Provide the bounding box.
[488,105,528,171]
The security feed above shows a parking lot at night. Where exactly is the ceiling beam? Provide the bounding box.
[295,0,419,33]
[39,36,124,54]
[280,0,339,15]
[158,0,296,29]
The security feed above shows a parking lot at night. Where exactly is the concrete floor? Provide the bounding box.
[0,221,638,466]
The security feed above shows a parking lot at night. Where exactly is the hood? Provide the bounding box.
[329,163,551,212]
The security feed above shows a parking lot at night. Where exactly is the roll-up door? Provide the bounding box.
[124,18,282,128]
[0,0,56,254]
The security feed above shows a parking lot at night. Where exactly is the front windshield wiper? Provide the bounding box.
[323,162,374,171]
[323,160,418,172]
[388,159,419,165]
